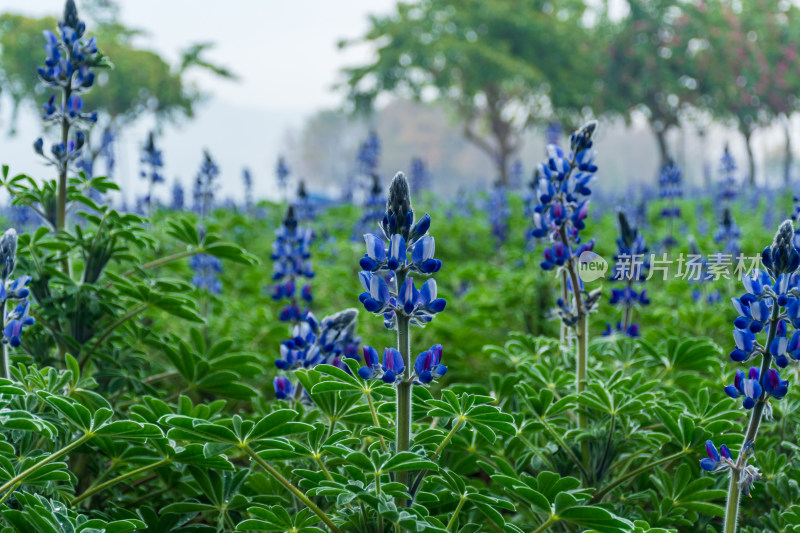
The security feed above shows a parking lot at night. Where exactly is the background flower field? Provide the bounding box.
[3,1,800,533]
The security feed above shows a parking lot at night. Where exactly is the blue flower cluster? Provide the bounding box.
[271,206,314,323]
[273,309,361,399]
[357,131,381,177]
[356,172,447,385]
[658,161,682,248]
[276,156,290,193]
[530,122,597,261]
[604,212,650,338]
[658,162,683,214]
[359,343,446,385]
[190,253,222,295]
[718,145,738,202]
[545,122,562,147]
[140,132,164,213]
[34,0,100,174]
[509,159,524,189]
[0,230,34,350]
[704,220,800,496]
[294,180,316,222]
[357,174,445,330]
[701,441,760,496]
[529,122,601,326]
[409,157,430,193]
[352,174,385,241]
[171,181,185,211]
[193,150,220,218]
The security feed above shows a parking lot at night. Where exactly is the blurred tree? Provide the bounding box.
[339,0,593,186]
[0,9,234,165]
[696,0,800,185]
[595,0,706,170]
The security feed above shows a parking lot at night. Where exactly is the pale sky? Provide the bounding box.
[0,0,397,203]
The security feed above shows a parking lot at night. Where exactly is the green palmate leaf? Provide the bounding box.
[159,415,239,444]
[248,409,313,441]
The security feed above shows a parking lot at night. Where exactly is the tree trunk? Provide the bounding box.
[496,148,509,187]
[744,129,756,186]
[781,114,792,184]
[653,126,670,168]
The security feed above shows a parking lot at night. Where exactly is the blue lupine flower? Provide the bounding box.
[414,344,446,384]
[763,368,789,399]
[352,174,385,241]
[4,300,35,348]
[487,183,510,246]
[275,310,360,371]
[529,122,601,325]
[700,440,733,472]
[270,206,315,323]
[381,348,404,383]
[718,145,738,202]
[276,155,290,192]
[724,368,763,410]
[193,150,220,218]
[358,345,382,380]
[171,181,185,211]
[35,1,99,175]
[409,157,430,192]
[139,132,164,214]
[357,131,381,177]
[273,376,293,399]
[509,159,524,189]
[357,173,445,328]
[545,122,562,147]
[658,161,682,247]
[190,253,222,294]
[730,328,758,362]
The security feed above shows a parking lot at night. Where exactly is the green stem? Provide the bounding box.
[540,416,589,481]
[71,458,170,505]
[446,494,467,531]
[396,311,412,509]
[591,450,687,502]
[364,388,388,452]
[409,419,464,497]
[0,432,93,498]
[82,303,150,364]
[561,224,589,470]
[244,445,341,533]
[724,299,778,533]
[531,515,558,533]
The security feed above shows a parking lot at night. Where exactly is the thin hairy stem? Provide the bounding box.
[244,445,341,533]
[395,310,412,509]
[591,450,688,502]
[0,432,93,498]
[72,458,171,505]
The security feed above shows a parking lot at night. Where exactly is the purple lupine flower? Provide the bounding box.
[724,368,763,410]
[273,376,293,399]
[414,344,447,384]
[270,206,314,324]
[700,440,733,473]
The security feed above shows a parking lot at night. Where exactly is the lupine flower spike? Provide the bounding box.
[605,211,650,337]
[270,206,315,324]
[0,229,34,379]
[713,220,799,530]
[355,171,446,497]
